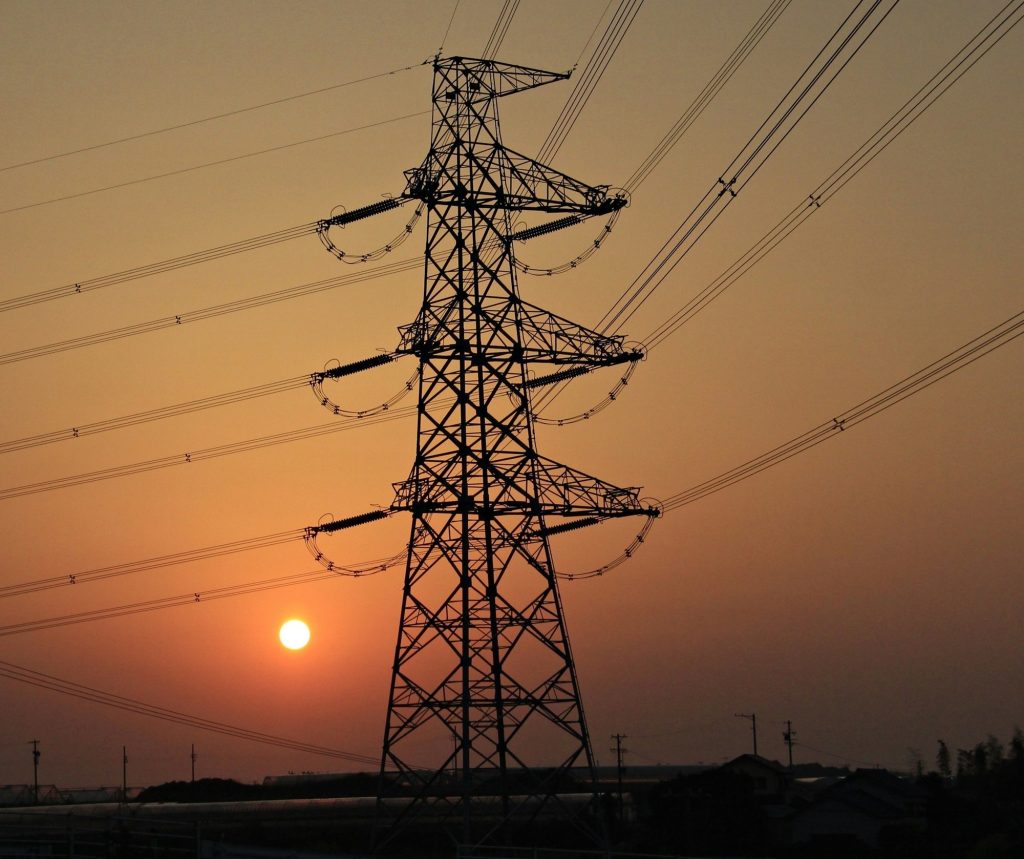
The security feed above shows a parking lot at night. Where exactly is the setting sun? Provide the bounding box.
[278,619,310,650]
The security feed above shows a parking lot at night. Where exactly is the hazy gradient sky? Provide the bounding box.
[1,0,1021,789]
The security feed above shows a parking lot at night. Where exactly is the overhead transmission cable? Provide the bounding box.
[482,0,520,59]
[595,0,900,337]
[0,63,425,174]
[0,375,309,454]
[535,0,644,163]
[0,404,418,502]
[639,0,1024,351]
[0,257,422,367]
[437,0,462,56]
[0,561,406,638]
[531,0,1023,424]
[0,659,379,764]
[0,111,428,218]
[531,0,896,417]
[0,361,415,455]
[0,223,320,314]
[623,0,793,193]
[513,0,788,284]
[570,0,617,71]
[0,305,1017,627]
[0,528,305,599]
[659,308,1024,512]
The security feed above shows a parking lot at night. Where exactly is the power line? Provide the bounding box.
[0,366,414,456]
[0,63,425,174]
[0,223,318,314]
[513,0,788,282]
[0,404,418,501]
[482,0,520,59]
[0,111,429,218]
[0,658,379,764]
[0,529,305,599]
[0,375,309,454]
[642,0,1024,352]
[595,0,900,336]
[570,0,617,71]
[660,308,1024,512]
[531,0,896,416]
[0,560,402,638]
[437,0,461,57]
[535,0,644,163]
[0,257,421,366]
[623,0,792,193]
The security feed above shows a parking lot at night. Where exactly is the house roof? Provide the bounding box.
[721,754,789,775]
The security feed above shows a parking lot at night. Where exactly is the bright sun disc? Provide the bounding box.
[279,619,310,650]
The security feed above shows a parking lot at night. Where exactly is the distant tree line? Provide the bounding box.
[621,728,1023,858]
[920,727,1024,857]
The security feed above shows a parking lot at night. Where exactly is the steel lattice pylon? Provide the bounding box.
[369,57,655,846]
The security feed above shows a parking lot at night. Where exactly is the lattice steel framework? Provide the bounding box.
[374,57,655,845]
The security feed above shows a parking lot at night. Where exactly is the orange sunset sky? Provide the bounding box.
[1,0,1021,788]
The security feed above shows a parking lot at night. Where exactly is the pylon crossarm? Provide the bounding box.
[432,57,570,102]
[318,196,406,228]
[530,458,649,517]
[523,363,595,390]
[508,214,584,243]
[501,148,628,214]
[517,302,627,363]
[395,301,631,364]
[404,148,627,215]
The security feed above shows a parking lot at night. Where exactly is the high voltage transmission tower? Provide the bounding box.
[306,57,657,847]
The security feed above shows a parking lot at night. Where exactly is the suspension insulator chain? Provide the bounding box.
[317,353,395,380]
[523,365,591,389]
[508,215,583,243]
[317,199,424,264]
[322,198,403,227]
[512,205,624,277]
[530,516,602,538]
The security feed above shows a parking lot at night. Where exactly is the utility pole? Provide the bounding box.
[306,56,655,848]
[29,740,40,804]
[191,744,196,783]
[735,713,758,756]
[122,746,128,804]
[611,734,628,822]
[783,721,796,768]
